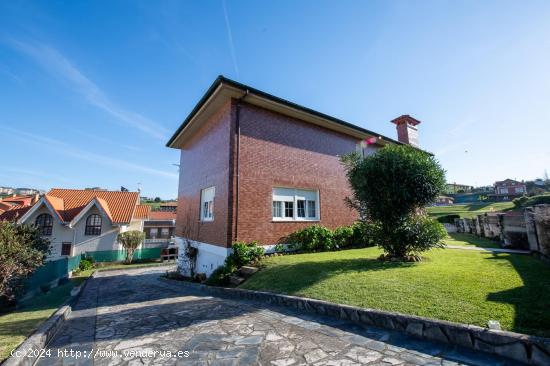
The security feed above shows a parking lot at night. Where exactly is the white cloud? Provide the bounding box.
[6,38,169,140]
[6,127,178,179]
[222,0,239,77]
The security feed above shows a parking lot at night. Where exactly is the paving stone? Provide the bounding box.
[34,267,521,366]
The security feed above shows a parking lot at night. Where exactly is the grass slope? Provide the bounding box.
[443,233,501,249]
[427,202,514,219]
[241,247,550,337]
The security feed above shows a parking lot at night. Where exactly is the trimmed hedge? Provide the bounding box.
[286,222,375,253]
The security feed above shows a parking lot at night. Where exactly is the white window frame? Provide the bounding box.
[272,187,319,222]
[200,186,215,222]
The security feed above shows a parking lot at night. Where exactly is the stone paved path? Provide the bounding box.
[36,267,522,366]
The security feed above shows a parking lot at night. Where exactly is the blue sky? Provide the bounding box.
[1,0,549,199]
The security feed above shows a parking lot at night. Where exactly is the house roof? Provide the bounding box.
[32,189,141,224]
[1,195,35,206]
[149,211,177,220]
[167,76,403,148]
[134,204,152,219]
[0,205,32,221]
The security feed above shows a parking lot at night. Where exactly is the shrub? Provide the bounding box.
[227,241,264,268]
[287,225,334,252]
[207,241,264,286]
[205,265,235,286]
[342,145,446,259]
[118,230,145,263]
[333,226,354,249]
[0,222,50,305]
[437,214,460,224]
[273,243,285,253]
[514,194,550,208]
[350,221,377,248]
[78,257,94,271]
[375,214,446,258]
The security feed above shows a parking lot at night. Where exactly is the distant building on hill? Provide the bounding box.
[158,201,178,212]
[434,196,454,206]
[489,179,527,201]
[445,183,473,194]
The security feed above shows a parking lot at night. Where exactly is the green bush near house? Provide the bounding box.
[206,241,265,286]
[0,222,50,307]
[342,145,446,259]
[287,225,334,252]
[78,257,94,271]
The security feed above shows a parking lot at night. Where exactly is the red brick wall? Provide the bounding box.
[235,102,361,245]
[175,101,232,247]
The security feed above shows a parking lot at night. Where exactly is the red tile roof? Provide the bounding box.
[134,205,151,219]
[0,205,32,222]
[149,211,177,220]
[45,189,140,223]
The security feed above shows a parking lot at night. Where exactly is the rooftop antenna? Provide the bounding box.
[137,182,142,193]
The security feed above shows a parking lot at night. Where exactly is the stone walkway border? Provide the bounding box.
[162,278,550,365]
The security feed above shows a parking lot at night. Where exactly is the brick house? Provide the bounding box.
[167,76,422,275]
[490,179,527,201]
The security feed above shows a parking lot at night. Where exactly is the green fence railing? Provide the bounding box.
[26,255,81,291]
[83,248,162,262]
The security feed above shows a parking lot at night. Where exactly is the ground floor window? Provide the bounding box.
[272,187,319,221]
[61,242,72,256]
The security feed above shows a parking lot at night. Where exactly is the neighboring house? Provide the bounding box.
[143,210,177,248]
[490,179,527,201]
[167,76,423,275]
[13,188,150,261]
[0,194,40,217]
[445,183,473,194]
[434,196,454,206]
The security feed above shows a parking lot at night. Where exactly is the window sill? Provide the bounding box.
[271,219,320,223]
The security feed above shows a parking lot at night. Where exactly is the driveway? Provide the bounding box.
[36,267,519,366]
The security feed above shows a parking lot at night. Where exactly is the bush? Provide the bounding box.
[78,257,94,271]
[227,241,264,268]
[333,226,354,249]
[514,194,550,208]
[207,241,264,286]
[350,221,377,248]
[0,222,50,305]
[375,214,446,258]
[342,145,446,259]
[437,214,460,224]
[287,225,334,252]
[205,264,235,286]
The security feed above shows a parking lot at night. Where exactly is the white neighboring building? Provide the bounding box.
[14,188,150,261]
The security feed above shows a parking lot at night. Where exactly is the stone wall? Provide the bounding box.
[452,204,550,257]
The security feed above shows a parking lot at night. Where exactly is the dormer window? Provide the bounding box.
[85,214,102,235]
[35,213,53,236]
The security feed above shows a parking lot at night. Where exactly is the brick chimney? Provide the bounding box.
[391,115,421,147]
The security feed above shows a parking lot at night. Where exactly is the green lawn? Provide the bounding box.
[427,202,514,219]
[0,261,163,361]
[443,233,501,249]
[241,247,550,337]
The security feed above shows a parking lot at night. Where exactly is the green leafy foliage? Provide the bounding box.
[342,145,447,258]
[207,241,265,286]
[333,226,354,248]
[287,225,334,252]
[436,214,460,224]
[513,194,550,208]
[0,222,50,305]
[78,257,94,271]
[226,241,264,268]
[117,230,145,263]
